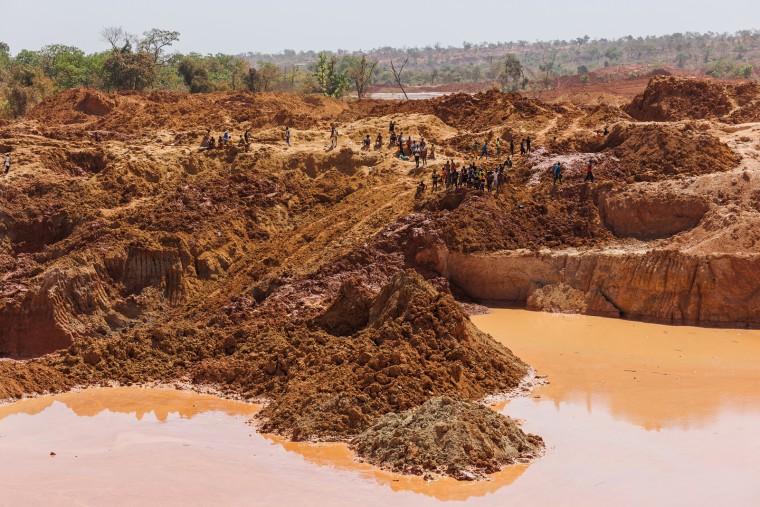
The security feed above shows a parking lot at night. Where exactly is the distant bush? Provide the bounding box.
[706,59,754,79]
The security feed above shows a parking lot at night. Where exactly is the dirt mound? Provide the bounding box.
[603,123,741,180]
[26,89,355,137]
[370,89,557,133]
[74,90,116,116]
[249,271,527,440]
[625,76,733,121]
[0,360,71,400]
[725,82,760,124]
[351,396,543,480]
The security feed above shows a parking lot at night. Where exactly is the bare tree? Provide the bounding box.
[101,26,133,52]
[346,54,378,100]
[139,28,180,62]
[389,56,410,100]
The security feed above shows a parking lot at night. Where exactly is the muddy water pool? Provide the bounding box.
[2,310,760,506]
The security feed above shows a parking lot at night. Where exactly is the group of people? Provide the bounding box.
[202,129,247,150]
[552,160,595,185]
[202,130,231,149]
[471,135,533,161]
[430,157,514,193]
[203,121,598,191]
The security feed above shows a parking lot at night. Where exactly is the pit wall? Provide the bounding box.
[418,247,760,327]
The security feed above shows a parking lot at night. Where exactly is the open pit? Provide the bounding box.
[1,75,760,486]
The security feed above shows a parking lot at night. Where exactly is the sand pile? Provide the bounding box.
[26,89,355,137]
[603,123,741,180]
[351,396,543,480]
[725,81,760,124]
[56,271,528,443]
[0,361,71,400]
[625,76,733,122]
[249,271,527,440]
[626,76,760,124]
[370,89,557,133]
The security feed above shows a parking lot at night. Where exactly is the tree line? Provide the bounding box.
[0,28,758,118]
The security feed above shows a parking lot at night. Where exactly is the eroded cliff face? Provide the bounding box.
[419,246,760,327]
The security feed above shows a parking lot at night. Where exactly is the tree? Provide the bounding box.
[206,54,249,90]
[538,50,558,90]
[247,61,282,92]
[313,52,350,98]
[178,57,212,93]
[345,54,378,100]
[139,29,180,62]
[675,52,689,69]
[604,47,623,64]
[389,56,410,100]
[103,50,156,91]
[493,54,524,91]
[101,26,134,52]
[4,64,53,117]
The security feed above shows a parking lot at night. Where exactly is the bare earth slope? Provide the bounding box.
[1,76,759,477]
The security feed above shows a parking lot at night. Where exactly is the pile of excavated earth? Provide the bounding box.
[1,75,760,478]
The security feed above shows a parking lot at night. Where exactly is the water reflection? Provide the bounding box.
[0,387,261,422]
[266,434,529,502]
[472,309,760,431]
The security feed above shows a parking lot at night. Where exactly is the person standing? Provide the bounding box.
[3,154,10,175]
[585,161,595,183]
[479,140,488,160]
[552,162,563,185]
[526,136,532,154]
[495,137,502,157]
[330,126,338,149]
[285,127,291,146]
[510,139,515,156]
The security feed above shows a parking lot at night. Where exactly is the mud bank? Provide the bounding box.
[421,247,760,327]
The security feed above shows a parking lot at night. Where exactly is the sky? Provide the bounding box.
[3,0,759,56]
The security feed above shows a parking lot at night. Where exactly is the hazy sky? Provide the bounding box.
[3,0,759,55]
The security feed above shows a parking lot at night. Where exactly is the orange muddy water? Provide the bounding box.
[2,310,760,506]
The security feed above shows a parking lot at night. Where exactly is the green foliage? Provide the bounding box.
[139,29,180,62]
[675,52,689,69]
[247,61,282,92]
[494,54,524,91]
[604,47,623,63]
[344,54,379,99]
[705,59,754,79]
[178,56,213,93]
[35,45,107,90]
[3,28,760,110]
[4,64,53,117]
[102,50,156,91]
[313,52,350,98]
